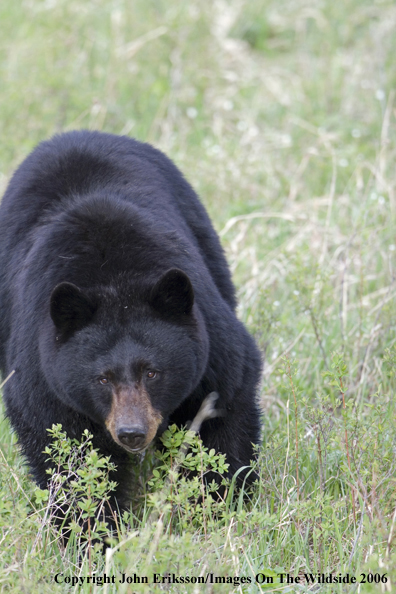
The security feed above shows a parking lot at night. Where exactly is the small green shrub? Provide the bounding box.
[148,424,230,531]
[36,424,118,551]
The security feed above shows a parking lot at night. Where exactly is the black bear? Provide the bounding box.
[0,131,261,512]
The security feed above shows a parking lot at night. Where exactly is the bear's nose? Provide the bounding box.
[117,426,146,450]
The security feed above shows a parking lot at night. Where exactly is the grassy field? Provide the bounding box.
[1,0,396,591]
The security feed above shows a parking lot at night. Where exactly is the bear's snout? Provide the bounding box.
[117,425,147,451]
[105,384,162,453]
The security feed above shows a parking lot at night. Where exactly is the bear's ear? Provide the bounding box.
[150,269,194,318]
[50,282,97,337]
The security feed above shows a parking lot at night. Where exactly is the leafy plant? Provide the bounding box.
[36,424,118,561]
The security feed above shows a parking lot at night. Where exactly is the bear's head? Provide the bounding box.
[42,269,209,453]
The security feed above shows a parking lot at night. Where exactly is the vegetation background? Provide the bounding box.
[1,0,396,591]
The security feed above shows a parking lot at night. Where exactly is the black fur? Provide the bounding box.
[0,130,262,509]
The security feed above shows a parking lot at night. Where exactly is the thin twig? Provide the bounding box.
[285,358,299,503]
[0,369,15,390]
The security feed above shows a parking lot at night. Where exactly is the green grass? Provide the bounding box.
[1,0,396,591]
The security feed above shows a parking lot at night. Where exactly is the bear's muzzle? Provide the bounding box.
[105,385,162,453]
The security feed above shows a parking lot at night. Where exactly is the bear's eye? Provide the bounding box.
[146,370,157,379]
[99,377,109,385]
